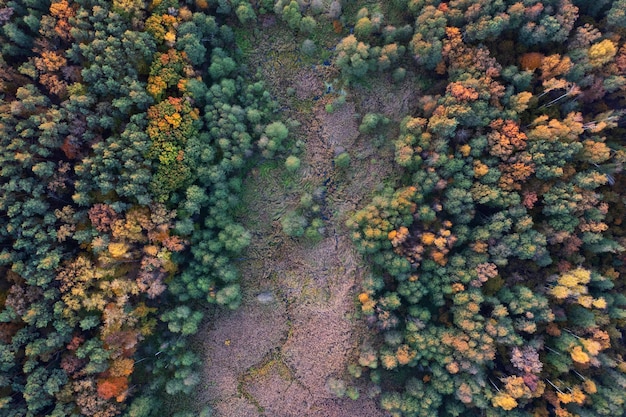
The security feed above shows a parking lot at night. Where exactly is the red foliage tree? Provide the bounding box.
[97,376,129,401]
[88,204,119,233]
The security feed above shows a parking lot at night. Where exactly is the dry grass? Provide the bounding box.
[351,72,421,121]
[194,18,423,417]
[198,226,387,416]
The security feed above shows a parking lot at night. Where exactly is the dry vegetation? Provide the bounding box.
[193,19,418,415]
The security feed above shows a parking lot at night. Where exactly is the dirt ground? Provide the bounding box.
[194,19,419,417]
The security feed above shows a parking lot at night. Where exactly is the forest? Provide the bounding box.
[0,0,625,416]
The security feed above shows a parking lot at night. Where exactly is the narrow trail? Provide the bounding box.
[194,21,419,417]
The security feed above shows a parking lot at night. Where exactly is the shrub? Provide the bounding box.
[214,284,242,309]
[329,0,342,19]
[346,386,360,400]
[333,94,346,108]
[281,210,307,237]
[305,218,324,242]
[301,39,317,56]
[281,1,302,30]
[311,0,324,15]
[265,121,289,141]
[334,152,351,169]
[326,377,346,397]
[300,192,313,208]
[392,67,406,83]
[260,121,289,157]
[355,17,373,38]
[359,113,389,133]
[285,155,301,172]
[300,16,317,34]
[235,3,256,25]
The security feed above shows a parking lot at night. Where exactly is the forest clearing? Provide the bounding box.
[1,1,626,416]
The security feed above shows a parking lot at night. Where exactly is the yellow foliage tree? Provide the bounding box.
[581,338,602,356]
[570,346,590,364]
[396,344,416,365]
[509,91,533,113]
[588,39,617,67]
[421,232,436,245]
[582,379,597,394]
[108,242,130,258]
[581,139,611,163]
[381,352,398,370]
[473,161,489,177]
[540,54,573,80]
[492,392,518,410]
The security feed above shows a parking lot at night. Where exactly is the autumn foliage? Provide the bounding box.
[2,0,626,416]
[343,1,626,416]
[97,377,129,402]
[0,0,275,415]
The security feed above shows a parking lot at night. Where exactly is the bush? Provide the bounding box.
[305,218,324,242]
[281,210,307,237]
[214,284,242,309]
[346,386,360,400]
[333,94,346,108]
[260,121,289,157]
[326,377,346,397]
[334,152,351,169]
[304,226,323,242]
[285,155,301,172]
[281,1,302,30]
[311,0,324,15]
[301,39,317,56]
[235,3,256,25]
[300,16,317,34]
[265,121,289,141]
[359,113,389,133]
[355,17,373,38]
[329,0,342,19]
[392,67,406,83]
[300,192,313,208]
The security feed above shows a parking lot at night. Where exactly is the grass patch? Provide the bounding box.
[233,27,254,56]
[258,160,280,179]
[281,170,300,190]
